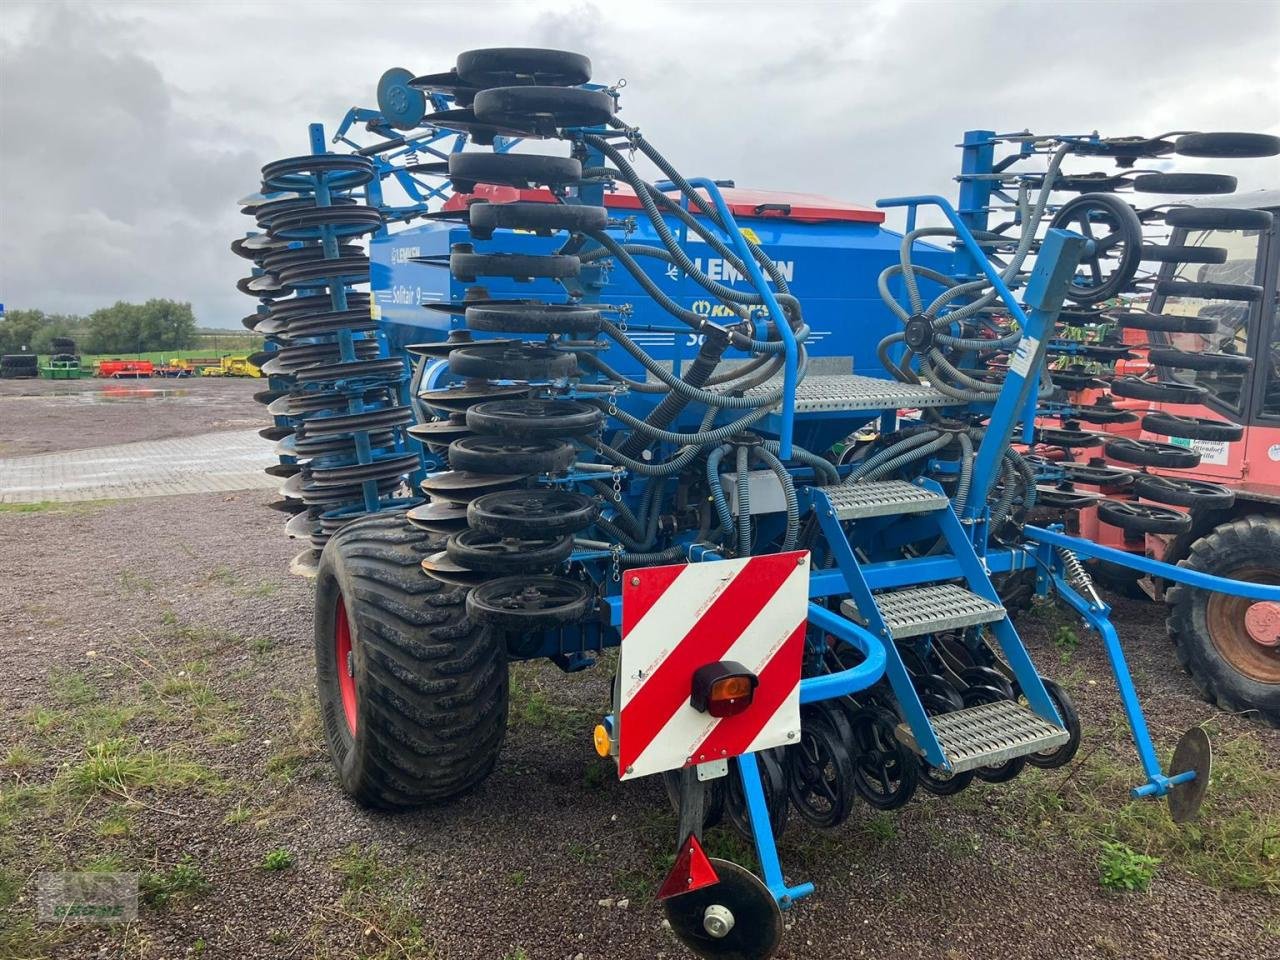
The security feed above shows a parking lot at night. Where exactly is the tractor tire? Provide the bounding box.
[1167,515,1280,726]
[314,512,508,809]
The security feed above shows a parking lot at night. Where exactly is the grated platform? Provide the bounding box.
[824,480,949,520]
[896,699,1070,773]
[841,583,1005,639]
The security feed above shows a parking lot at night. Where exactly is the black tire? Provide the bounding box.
[314,513,507,809]
[1048,193,1144,304]
[1164,207,1274,231]
[1151,347,1253,374]
[448,152,582,190]
[468,200,608,240]
[1141,411,1243,443]
[449,244,580,283]
[1060,462,1136,489]
[1110,376,1208,404]
[1105,436,1202,469]
[1157,279,1264,303]
[1025,678,1081,769]
[1133,475,1235,511]
[1098,499,1193,535]
[1110,310,1217,334]
[467,488,599,537]
[1140,244,1228,265]
[465,303,603,334]
[447,436,576,475]
[1174,132,1280,159]
[466,397,602,438]
[472,86,615,134]
[447,343,577,380]
[456,48,592,88]
[1132,173,1238,195]
[1167,516,1280,725]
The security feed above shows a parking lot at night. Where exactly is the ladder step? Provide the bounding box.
[742,373,959,413]
[841,583,1005,639]
[825,481,950,520]
[895,700,1070,774]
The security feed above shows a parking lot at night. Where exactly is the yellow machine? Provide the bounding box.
[200,355,262,378]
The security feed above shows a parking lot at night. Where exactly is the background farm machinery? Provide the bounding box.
[233,48,1280,959]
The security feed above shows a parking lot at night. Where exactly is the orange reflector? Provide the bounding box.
[592,723,612,758]
[691,661,759,718]
[656,832,720,900]
[711,675,754,702]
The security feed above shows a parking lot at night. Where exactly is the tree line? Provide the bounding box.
[0,300,199,355]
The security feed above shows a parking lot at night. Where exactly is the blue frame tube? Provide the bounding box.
[1025,525,1280,602]
[800,604,886,703]
[1052,573,1194,798]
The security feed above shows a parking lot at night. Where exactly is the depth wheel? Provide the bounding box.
[847,706,918,809]
[314,513,507,808]
[1167,516,1280,725]
[663,858,782,960]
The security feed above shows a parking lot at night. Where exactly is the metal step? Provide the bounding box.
[840,583,1005,639]
[825,481,950,520]
[742,373,958,413]
[895,699,1070,774]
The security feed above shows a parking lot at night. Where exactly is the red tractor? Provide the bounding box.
[1044,191,1280,723]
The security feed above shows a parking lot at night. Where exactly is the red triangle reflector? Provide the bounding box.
[657,833,720,900]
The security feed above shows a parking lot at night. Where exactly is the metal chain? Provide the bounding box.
[610,544,622,583]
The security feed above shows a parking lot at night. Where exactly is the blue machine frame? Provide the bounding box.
[254,78,1280,919]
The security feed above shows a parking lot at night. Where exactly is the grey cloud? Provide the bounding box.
[1,0,1276,326]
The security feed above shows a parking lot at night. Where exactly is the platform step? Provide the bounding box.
[895,700,1070,773]
[825,481,950,520]
[742,373,959,413]
[841,583,1005,639]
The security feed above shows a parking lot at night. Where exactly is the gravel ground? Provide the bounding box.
[0,378,262,457]
[1,395,1276,960]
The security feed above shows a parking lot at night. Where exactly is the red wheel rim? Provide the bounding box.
[334,594,358,734]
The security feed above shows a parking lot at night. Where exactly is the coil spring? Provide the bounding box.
[1056,546,1102,606]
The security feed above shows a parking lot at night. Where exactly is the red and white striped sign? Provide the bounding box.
[617,551,808,781]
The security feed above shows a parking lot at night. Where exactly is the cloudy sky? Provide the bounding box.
[2,0,1278,328]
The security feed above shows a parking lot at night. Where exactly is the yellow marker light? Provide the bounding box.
[593,723,612,758]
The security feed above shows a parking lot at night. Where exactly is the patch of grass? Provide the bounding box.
[323,846,441,960]
[119,569,158,596]
[264,688,324,782]
[1002,727,1279,894]
[205,565,239,588]
[95,805,133,839]
[49,669,97,707]
[2,745,38,772]
[65,738,213,796]
[1098,840,1160,892]
[27,707,67,736]
[1053,624,1080,659]
[333,844,387,892]
[0,499,116,514]
[260,848,295,872]
[861,810,898,843]
[508,666,595,740]
[140,857,211,907]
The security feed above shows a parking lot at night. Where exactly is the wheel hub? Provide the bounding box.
[703,904,735,938]
[1244,601,1280,648]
